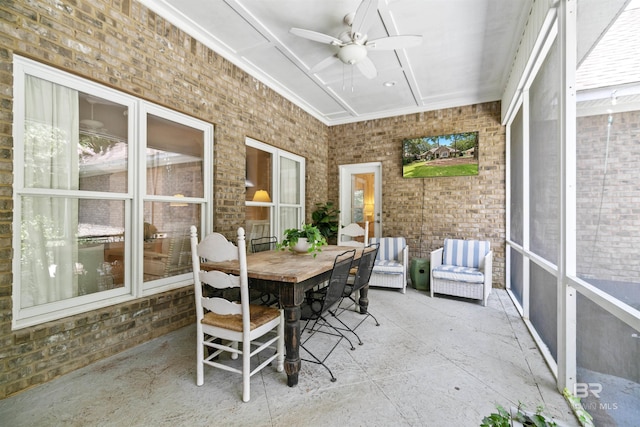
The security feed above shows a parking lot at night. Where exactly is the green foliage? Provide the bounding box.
[481,403,559,427]
[563,388,594,427]
[481,405,512,427]
[311,202,340,242]
[403,161,478,178]
[277,223,327,257]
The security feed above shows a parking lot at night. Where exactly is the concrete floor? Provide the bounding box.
[0,288,580,427]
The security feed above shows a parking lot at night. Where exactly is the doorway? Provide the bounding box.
[338,162,382,241]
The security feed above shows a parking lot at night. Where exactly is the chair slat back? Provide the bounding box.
[251,236,277,253]
[442,238,490,269]
[351,243,379,294]
[371,237,405,261]
[323,249,356,311]
[190,226,251,334]
[338,222,369,247]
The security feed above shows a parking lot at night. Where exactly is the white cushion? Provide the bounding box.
[372,260,404,274]
[432,265,484,284]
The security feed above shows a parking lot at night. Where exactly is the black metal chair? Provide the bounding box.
[299,249,356,382]
[250,236,277,253]
[249,236,280,305]
[335,242,381,344]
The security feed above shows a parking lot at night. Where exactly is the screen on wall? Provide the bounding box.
[402,131,479,178]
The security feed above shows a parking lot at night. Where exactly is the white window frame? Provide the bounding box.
[12,56,213,329]
[245,138,305,241]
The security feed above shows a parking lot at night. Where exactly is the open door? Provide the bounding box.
[338,162,382,241]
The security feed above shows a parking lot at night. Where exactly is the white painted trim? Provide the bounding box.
[557,0,578,392]
[338,162,383,239]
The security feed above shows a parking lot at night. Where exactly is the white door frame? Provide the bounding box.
[338,162,382,239]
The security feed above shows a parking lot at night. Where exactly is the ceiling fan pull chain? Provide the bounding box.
[351,66,354,93]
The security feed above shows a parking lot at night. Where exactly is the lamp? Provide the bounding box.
[252,190,271,203]
[170,193,188,207]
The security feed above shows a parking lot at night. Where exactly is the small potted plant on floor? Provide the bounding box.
[277,223,327,256]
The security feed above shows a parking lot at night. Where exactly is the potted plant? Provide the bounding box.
[311,202,340,245]
[277,223,327,256]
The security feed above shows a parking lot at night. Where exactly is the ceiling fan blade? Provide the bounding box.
[290,28,344,46]
[311,55,340,73]
[356,56,377,79]
[351,0,378,41]
[366,35,423,50]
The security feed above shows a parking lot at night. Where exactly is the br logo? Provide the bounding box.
[574,383,602,398]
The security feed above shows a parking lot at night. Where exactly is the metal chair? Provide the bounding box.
[299,249,356,382]
[335,242,381,345]
[250,236,277,253]
[189,225,284,402]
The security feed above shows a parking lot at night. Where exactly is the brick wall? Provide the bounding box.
[577,111,640,283]
[0,0,507,398]
[328,103,506,286]
[0,0,327,398]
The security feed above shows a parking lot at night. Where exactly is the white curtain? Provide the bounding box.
[21,76,79,307]
[279,156,301,231]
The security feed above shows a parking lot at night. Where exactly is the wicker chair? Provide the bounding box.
[430,238,493,306]
[368,237,409,293]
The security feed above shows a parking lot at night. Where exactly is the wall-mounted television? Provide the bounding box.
[402,131,479,178]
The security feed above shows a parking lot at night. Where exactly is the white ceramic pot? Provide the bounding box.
[292,238,310,253]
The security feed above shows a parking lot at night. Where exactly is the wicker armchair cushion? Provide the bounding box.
[432,265,484,284]
[375,237,406,261]
[372,259,404,274]
[442,238,490,269]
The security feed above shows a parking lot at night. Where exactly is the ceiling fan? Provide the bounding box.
[289,0,422,79]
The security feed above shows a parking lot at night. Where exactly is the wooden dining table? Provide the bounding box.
[201,245,365,387]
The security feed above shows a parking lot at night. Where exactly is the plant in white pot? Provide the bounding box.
[277,223,327,257]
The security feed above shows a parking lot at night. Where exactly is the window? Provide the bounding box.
[245,138,305,249]
[12,56,213,328]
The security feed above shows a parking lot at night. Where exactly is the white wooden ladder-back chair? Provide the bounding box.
[189,225,284,402]
[337,222,369,247]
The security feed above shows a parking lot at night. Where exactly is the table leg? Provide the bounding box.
[283,304,301,387]
[358,285,370,314]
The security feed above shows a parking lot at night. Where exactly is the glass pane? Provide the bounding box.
[529,38,560,265]
[510,106,524,246]
[246,206,272,247]
[21,196,126,308]
[142,202,198,281]
[246,146,272,202]
[576,295,640,426]
[78,93,129,193]
[279,206,300,238]
[509,247,524,307]
[529,263,558,361]
[280,156,300,205]
[146,114,204,198]
[23,79,129,193]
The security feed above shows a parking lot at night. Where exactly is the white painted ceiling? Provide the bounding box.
[140,0,534,125]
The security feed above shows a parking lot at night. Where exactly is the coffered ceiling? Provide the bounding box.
[139,0,534,125]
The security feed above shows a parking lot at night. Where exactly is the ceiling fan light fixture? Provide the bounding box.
[338,44,367,65]
[80,98,104,130]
